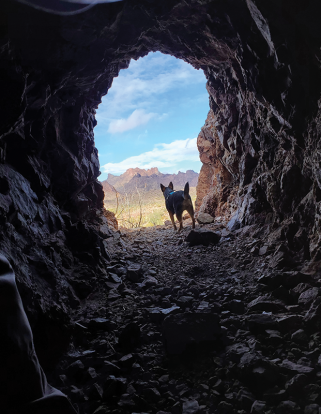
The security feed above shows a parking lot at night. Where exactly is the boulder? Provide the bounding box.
[182,400,200,414]
[185,229,220,247]
[162,313,221,355]
[298,288,319,306]
[118,323,141,350]
[126,264,143,282]
[196,212,214,224]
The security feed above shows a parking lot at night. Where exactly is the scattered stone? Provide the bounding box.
[304,384,321,404]
[88,317,111,331]
[118,323,141,350]
[197,212,214,224]
[185,229,220,246]
[247,314,277,333]
[103,376,127,399]
[237,389,255,411]
[67,360,85,377]
[217,401,234,413]
[291,283,313,299]
[182,400,200,414]
[109,273,122,283]
[90,382,103,399]
[259,245,269,256]
[227,213,241,232]
[282,272,314,289]
[247,296,285,312]
[291,329,308,343]
[119,354,134,368]
[280,359,314,375]
[257,273,283,289]
[143,276,158,287]
[142,387,161,402]
[162,313,220,355]
[277,315,304,333]
[226,343,250,362]
[93,406,109,414]
[298,288,319,306]
[40,217,320,413]
[285,374,308,396]
[177,296,194,307]
[127,264,143,282]
[304,404,321,414]
[147,307,163,322]
[276,400,301,413]
[263,388,286,404]
[227,299,245,315]
[161,305,180,315]
[87,367,97,379]
[251,400,267,413]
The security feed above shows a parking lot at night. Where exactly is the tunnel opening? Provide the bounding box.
[94,51,208,228]
[2,0,321,413]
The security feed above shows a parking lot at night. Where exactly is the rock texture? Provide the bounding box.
[196,110,236,220]
[48,221,321,414]
[2,0,321,365]
[106,168,162,188]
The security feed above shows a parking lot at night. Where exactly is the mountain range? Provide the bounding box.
[101,167,198,194]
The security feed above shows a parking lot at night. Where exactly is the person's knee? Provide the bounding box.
[0,254,13,275]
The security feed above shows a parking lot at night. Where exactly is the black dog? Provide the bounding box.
[160,181,195,231]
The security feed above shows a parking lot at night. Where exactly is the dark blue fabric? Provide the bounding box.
[0,255,76,414]
[14,0,123,15]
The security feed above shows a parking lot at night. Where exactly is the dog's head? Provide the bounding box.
[160,182,174,197]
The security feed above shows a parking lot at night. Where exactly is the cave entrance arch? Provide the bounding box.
[1,0,321,378]
[94,51,209,227]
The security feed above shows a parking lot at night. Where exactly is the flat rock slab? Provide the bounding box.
[182,400,200,414]
[126,264,143,282]
[298,287,319,306]
[276,315,304,333]
[162,312,221,355]
[185,229,220,247]
[279,359,314,375]
[247,314,278,332]
[248,296,286,313]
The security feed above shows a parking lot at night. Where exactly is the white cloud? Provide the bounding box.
[102,137,200,174]
[108,109,155,133]
[95,52,205,123]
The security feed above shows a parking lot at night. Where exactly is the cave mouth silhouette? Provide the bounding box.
[0,0,320,328]
[2,0,321,412]
[1,3,321,409]
[94,51,208,228]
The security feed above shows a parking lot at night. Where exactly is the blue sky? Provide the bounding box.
[94,52,209,180]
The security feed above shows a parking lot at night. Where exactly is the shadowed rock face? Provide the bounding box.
[1,0,321,336]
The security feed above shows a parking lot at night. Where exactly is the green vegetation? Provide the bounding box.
[104,187,197,228]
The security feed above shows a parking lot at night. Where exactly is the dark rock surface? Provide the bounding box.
[186,229,221,247]
[2,0,321,413]
[36,222,321,414]
[0,0,321,329]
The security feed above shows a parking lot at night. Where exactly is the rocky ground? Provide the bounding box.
[48,219,321,414]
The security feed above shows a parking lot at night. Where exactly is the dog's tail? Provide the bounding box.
[184,182,190,199]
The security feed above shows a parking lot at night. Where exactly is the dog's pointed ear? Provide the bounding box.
[169,182,174,190]
[160,184,165,192]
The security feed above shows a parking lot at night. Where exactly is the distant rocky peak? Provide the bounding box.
[125,167,160,178]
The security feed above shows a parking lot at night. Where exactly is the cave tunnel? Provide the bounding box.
[2,0,321,413]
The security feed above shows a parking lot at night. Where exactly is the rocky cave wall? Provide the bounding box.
[1,0,321,345]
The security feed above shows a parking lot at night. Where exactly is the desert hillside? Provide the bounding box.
[102,168,199,228]
[102,167,198,195]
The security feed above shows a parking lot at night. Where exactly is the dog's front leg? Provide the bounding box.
[168,211,177,231]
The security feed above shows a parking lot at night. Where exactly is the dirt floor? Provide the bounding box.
[49,219,321,414]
